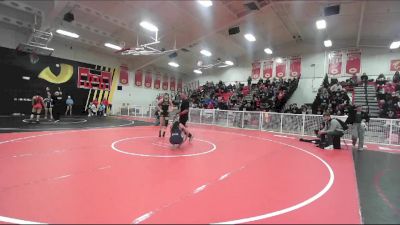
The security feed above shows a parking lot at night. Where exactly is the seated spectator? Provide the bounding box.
[387,109,397,119]
[88,102,97,117]
[376,73,387,86]
[101,99,109,116]
[98,103,106,116]
[393,71,400,84]
[350,73,359,86]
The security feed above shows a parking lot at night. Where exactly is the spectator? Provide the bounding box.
[350,73,358,86]
[88,102,97,117]
[101,99,109,116]
[98,103,106,116]
[376,73,387,86]
[65,95,74,116]
[393,71,400,84]
[361,72,368,86]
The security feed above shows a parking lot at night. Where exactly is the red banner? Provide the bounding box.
[170,77,176,91]
[275,59,287,78]
[390,59,400,71]
[144,70,152,88]
[177,78,182,92]
[328,52,342,76]
[154,72,161,89]
[289,57,301,78]
[252,62,261,79]
[346,50,361,75]
[263,60,273,78]
[162,74,168,90]
[119,65,129,85]
[134,70,143,87]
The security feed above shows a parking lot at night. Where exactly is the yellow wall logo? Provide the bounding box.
[38,64,73,84]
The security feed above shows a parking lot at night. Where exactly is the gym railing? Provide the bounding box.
[118,106,400,146]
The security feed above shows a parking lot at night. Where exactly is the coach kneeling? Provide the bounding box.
[318,112,344,150]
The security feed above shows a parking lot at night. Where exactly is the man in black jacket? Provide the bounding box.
[345,105,369,151]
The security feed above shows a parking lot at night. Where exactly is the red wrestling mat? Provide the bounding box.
[0,125,361,224]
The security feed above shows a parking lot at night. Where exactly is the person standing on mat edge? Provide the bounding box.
[52,88,63,122]
[43,90,54,120]
[30,93,44,123]
[158,93,173,137]
[177,92,193,141]
[318,112,344,150]
[346,105,369,151]
[65,95,74,116]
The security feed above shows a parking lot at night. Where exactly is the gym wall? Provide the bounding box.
[0,46,119,115]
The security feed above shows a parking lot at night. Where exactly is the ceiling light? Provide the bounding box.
[316,19,326,30]
[276,58,283,63]
[264,48,273,54]
[390,41,400,49]
[194,69,202,74]
[139,21,158,32]
[200,49,212,57]
[56,29,79,38]
[198,0,212,7]
[324,39,332,47]
[244,33,256,42]
[22,76,30,80]
[104,43,122,50]
[225,61,234,66]
[168,62,179,68]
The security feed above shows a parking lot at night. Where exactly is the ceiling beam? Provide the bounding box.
[219,1,240,19]
[41,0,70,32]
[356,1,366,47]
[70,20,123,44]
[132,1,264,71]
[72,2,137,34]
[0,1,43,16]
[269,1,297,40]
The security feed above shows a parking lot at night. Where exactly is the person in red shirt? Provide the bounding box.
[101,99,109,116]
[30,93,44,123]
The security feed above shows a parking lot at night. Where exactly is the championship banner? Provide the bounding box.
[262,60,273,78]
[275,59,287,78]
[346,50,361,75]
[119,65,129,85]
[144,70,152,88]
[328,51,343,76]
[289,57,301,78]
[252,62,261,79]
[134,70,143,87]
[390,59,400,72]
[154,72,161,89]
[170,77,176,91]
[177,78,183,92]
[162,74,168,90]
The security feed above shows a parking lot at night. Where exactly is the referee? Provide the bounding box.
[177,92,193,142]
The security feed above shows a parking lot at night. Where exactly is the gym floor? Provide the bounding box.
[0,116,399,224]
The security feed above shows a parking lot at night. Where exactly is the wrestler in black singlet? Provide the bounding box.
[169,121,183,145]
[160,99,170,118]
